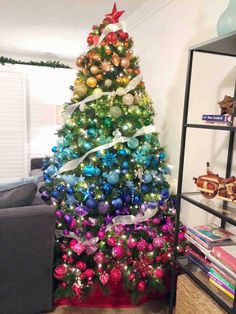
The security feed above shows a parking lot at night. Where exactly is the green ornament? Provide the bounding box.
[109,106,122,118]
[104,117,112,127]
[142,143,151,152]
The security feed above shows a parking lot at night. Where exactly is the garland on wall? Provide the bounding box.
[0,56,71,69]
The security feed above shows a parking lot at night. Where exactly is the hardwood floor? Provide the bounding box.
[49,300,168,314]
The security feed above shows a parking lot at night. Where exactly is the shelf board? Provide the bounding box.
[177,257,233,313]
[190,31,236,57]
[185,123,236,131]
[180,192,236,226]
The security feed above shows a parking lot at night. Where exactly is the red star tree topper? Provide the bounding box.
[104,3,125,24]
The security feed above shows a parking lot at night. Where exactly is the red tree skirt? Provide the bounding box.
[55,279,169,308]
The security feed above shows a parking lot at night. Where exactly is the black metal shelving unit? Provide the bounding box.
[169,31,236,314]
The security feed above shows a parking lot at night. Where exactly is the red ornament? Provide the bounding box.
[69,239,77,248]
[160,253,170,263]
[106,32,117,44]
[104,3,125,24]
[62,254,68,263]
[60,282,67,288]
[137,280,146,293]
[112,245,124,258]
[100,272,110,286]
[94,251,105,264]
[118,30,129,40]
[72,282,81,296]
[128,273,135,281]
[127,235,137,248]
[107,236,116,247]
[54,264,67,279]
[67,256,74,264]
[87,35,93,45]
[110,267,122,283]
[84,268,95,279]
[92,25,97,30]
[155,268,164,279]
[76,260,87,271]
[93,35,100,46]
[126,250,132,257]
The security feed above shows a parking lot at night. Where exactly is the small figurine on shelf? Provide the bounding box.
[218,95,234,115]
[193,162,236,203]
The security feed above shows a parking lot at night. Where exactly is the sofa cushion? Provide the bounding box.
[0,183,37,209]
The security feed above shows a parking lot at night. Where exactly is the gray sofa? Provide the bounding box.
[0,167,55,313]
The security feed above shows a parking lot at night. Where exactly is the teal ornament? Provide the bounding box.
[159,151,166,160]
[83,165,101,176]
[46,165,57,176]
[83,141,93,150]
[127,137,139,149]
[217,0,236,36]
[51,146,57,153]
[62,175,78,186]
[107,172,120,185]
[143,173,153,184]
[109,106,122,118]
[142,143,151,152]
[118,149,127,156]
[87,128,98,138]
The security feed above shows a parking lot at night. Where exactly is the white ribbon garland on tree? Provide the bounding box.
[63,73,143,120]
[57,124,156,174]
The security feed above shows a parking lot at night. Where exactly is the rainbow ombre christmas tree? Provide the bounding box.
[41,3,186,305]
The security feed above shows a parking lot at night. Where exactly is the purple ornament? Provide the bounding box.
[75,205,89,217]
[55,210,63,218]
[63,229,69,236]
[161,224,171,233]
[113,224,124,235]
[85,232,93,240]
[41,191,51,201]
[148,201,157,209]
[98,201,109,214]
[140,203,148,213]
[64,214,72,224]
[112,198,123,208]
[124,194,131,203]
[74,229,81,236]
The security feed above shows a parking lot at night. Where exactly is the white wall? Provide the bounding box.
[126,0,236,227]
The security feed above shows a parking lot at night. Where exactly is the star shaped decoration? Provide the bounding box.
[134,168,144,179]
[104,3,125,24]
[78,175,85,183]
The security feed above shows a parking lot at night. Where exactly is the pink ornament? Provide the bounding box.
[94,251,105,264]
[72,282,81,296]
[153,236,165,248]
[76,260,87,271]
[110,267,122,283]
[155,268,164,279]
[112,245,124,258]
[128,273,135,281]
[69,239,77,248]
[178,232,185,240]
[137,239,148,251]
[60,282,67,288]
[62,254,68,262]
[69,218,77,229]
[152,217,160,225]
[72,242,86,255]
[85,232,93,240]
[127,235,137,248]
[137,280,146,293]
[67,256,74,264]
[107,236,116,247]
[84,268,95,279]
[100,272,110,286]
[54,264,67,279]
[97,230,106,239]
[93,35,100,46]
[148,244,154,252]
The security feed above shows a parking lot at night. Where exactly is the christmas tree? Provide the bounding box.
[41,3,186,305]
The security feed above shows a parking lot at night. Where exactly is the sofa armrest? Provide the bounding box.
[0,204,55,218]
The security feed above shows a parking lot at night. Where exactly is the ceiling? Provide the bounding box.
[0,0,145,63]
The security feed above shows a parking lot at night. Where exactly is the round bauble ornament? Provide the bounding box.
[86,77,97,88]
[63,175,78,186]
[95,74,103,81]
[83,141,93,151]
[41,191,51,201]
[122,160,129,169]
[107,236,116,247]
[64,214,72,224]
[98,230,106,239]
[103,116,112,127]
[87,128,98,138]
[92,35,100,45]
[110,267,122,283]
[118,149,127,156]
[112,53,120,66]
[54,265,67,279]
[122,93,134,106]
[143,173,153,184]
[102,183,112,194]
[159,151,167,160]
[127,137,139,149]
[105,79,112,87]
[46,165,57,176]
[76,260,87,271]
[87,35,93,45]
[128,273,135,281]
[133,68,140,75]
[75,56,84,68]
[94,251,105,264]
[122,76,130,85]
[141,184,149,194]
[112,245,124,258]
[161,188,170,199]
[107,172,120,185]
[118,31,129,41]
[51,145,57,153]
[93,87,103,97]
[75,205,89,217]
[90,65,99,75]
[86,198,98,209]
[137,280,146,293]
[109,106,122,118]
[74,83,87,97]
[106,32,117,44]
[142,143,151,152]
[120,57,130,69]
[85,232,93,240]
[104,45,112,55]
[116,87,126,96]
[111,198,123,208]
[153,236,165,248]
[98,201,109,214]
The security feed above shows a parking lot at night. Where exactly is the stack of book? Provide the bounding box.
[186,223,236,300]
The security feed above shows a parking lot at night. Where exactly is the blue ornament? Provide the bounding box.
[134,195,142,204]
[143,173,153,184]
[63,175,78,186]
[122,161,129,169]
[107,172,120,185]
[86,198,98,209]
[57,185,66,191]
[141,184,149,194]
[51,146,57,153]
[111,198,123,208]
[83,165,101,176]
[152,158,159,167]
[46,165,57,176]
[163,166,171,175]
[144,159,151,167]
[102,183,112,194]
[118,149,127,156]
[122,169,128,175]
[127,137,139,149]
[51,190,59,199]
[83,141,93,150]
[161,188,170,199]
[63,148,72,158]
[87,128,98,138]
[159,151,167,160]
[148,200,157,209]
[124,194,131,203]
[142,143,151,152]
[102,152,117,167]
[66,187,74,195]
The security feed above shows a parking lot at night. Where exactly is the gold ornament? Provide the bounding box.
[83,68,89,76]
[105,79,112,87]
[93,88,103,97]
[90,65,99,75]
[75,56,84,68]
[124,41,129,48]
[104,46,112,55]
[120,57,130,69]
[86,77,97,88]
[112,53,120,66]
[74,77,84,86]
[100,60,112,72]
[74,84,88,97]
[95,74,104,81]
[72,92,80,101]
[121,76,130,85]
[92,53,102,61]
